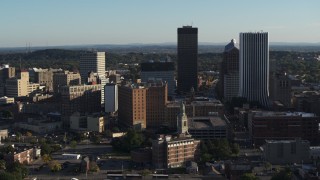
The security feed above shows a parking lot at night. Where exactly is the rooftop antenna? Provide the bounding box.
[19,56,22,70]
[28,42,31,53]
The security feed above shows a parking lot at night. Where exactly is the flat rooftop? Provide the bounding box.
[254,111,316,118]
[166,99,223,108]
[265,139,309,144]
[188,116,226,129]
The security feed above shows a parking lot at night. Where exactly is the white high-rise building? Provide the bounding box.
[80,51,106,105]
[104,83,118,113]
[239,32,269,107]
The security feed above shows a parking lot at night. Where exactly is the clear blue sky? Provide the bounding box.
[0,0,319,47]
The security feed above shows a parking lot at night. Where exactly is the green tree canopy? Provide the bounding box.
[240,173,259,180]
[271,167,292,180]
[48,160,62,172]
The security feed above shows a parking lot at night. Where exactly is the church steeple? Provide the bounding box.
[177,101,188,134]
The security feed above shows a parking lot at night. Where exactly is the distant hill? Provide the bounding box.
[1,42,320,54]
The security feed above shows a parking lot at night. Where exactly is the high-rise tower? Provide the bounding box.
[79,51,105,84]
[239,32,269,107]
[177,26,198,95]
[80,51,106,105]
[219,39,239,101]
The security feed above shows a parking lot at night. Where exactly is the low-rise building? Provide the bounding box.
[165,98,224,128]
[4,145,41,164]
[131,148,152,166]
[248,111,320,146]
[292,91,320,116]
[0,96,14,105]
[14,116,63,134]
[152,135,200,169]
[310,146,320,160]
[27,83,40,94]
[188,116,228,140]
[262,139,310,164]
[70,112,105,133]
[0,129,8,143]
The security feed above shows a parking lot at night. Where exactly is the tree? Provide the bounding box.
[112,127,120,133]
[70,140,77,149]
[91,135,102,144]
[271,167,292,180]
[200,141,208,154]
[240,173,259,180]
[111,129,144,152]
[5,145,14,154]
[63,132,67,145]
[264,162,272,172]
[0,172,16,180]
[16,132,22,142]
[25,131,32,137]
[48,160,62,172]
[6,161,29,179]
[89,161,100,172]
[230,143,240,155]
[0,159,6,170]
[40,143,52,155]
[201,153,213,163]
[140,169,151,178]
[42,154,52,164]
[104,130,112,137]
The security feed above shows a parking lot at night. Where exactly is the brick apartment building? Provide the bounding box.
[248,111,320,146]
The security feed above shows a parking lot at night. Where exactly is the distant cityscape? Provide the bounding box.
[0,25,320,180]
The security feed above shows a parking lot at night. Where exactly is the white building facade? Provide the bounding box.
[104,83,118,113]
[80,51,106,105]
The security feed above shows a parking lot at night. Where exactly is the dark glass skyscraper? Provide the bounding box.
[219,39,239,101]
[239,32,269,107]
[177,26,198,95]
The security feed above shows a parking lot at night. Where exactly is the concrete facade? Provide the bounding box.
[70,112,105,133]
[263,139,310,164]
[53,71,81,93]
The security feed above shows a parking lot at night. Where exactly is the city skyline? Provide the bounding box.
[1,0,320,48]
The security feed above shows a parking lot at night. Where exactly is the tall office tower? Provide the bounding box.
[104,83,118,114]
[80,51,106,105]
[239,32,270,107]
[140,61,175,98]
[219,39,239,101]
[177,26,198,95]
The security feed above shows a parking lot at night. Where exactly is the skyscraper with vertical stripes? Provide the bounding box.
[239,32,269,107]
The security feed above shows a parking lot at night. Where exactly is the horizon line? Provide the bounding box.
[1,41,320,49]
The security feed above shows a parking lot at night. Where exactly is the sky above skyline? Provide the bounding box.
[1,0,320,47]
